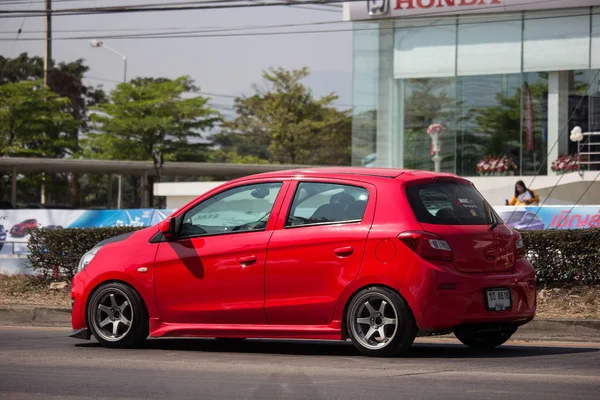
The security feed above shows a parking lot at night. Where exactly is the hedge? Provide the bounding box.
[519,229,599,285]
[27,227,143,279]
[27,226,599,285]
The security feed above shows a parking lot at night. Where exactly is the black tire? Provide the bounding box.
[346,286,417,357]
[87,282,149,348]
[454,326,516,349]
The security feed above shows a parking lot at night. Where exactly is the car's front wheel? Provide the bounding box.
[346,286,417,357]
[87,282,149,348]
[453,325,517,349]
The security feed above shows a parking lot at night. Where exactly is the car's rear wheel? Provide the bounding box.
[346,286,417,357]
[453,325,516,349]
[87,282,149,348]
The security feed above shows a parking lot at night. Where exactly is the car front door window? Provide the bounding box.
[181,182,283,237]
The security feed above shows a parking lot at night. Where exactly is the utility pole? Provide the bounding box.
[44,0,52,85]
[41,0,52,205]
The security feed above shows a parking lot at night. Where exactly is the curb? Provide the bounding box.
[514,319,600,342]
[0,306,71,326]
[0,306,599,342]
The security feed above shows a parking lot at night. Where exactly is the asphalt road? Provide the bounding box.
[0,326,599,400]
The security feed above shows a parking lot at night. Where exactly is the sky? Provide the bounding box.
[0,0,354,120]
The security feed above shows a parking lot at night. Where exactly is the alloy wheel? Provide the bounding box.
[349,292,399,350]
[91,288,134,342]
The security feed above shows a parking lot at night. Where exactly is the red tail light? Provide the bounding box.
[514,230,525,259]
[398,231,453,261]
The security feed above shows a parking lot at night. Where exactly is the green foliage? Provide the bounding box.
[0,80,77,157]
[0,53,106,139]
[403,78,456,171]
[208,149,271,164]
[352,109,377,166]
[0,53,106,207]
[220,67,351,165]
[27,227,144,279]
[520,229,600,285]
[85,76,221,162]
[26,225,600,285]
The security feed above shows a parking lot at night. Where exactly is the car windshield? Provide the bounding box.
[406,182,498,225]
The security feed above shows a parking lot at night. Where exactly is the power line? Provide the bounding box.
[0,0,111,3]
[0,0,33,82]
[518,72,600,228]
[0,0,351,16]
[0,0,567,19]
[0,18,350,37]
[568,171,600,212]
[2,10,597,41]
[5,2,579,35]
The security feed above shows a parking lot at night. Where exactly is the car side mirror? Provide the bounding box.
[158,218,171,236]
[158,217,180,240]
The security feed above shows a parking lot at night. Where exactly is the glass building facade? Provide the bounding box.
[352,7,600,176]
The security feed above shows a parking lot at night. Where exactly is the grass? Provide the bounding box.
[0,275,599,320]
[536,285,600,320]
[0,275,71,308]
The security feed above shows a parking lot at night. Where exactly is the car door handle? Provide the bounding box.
[334,246,354,257]
[238,255,257,266]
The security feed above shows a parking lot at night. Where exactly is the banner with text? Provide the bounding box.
[1,206,599,254]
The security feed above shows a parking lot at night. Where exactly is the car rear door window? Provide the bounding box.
[286,182,369,228]
[406,182,498,225]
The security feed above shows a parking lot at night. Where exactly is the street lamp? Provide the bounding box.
[90,39,127,83]
[90,39,127,209]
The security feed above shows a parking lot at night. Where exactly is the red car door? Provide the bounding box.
[154,180,289,325]
[265,179,376,326]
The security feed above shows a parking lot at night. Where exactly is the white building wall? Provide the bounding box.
[468,172,600,205]
[154,181,226,210]
[155,173,600,209]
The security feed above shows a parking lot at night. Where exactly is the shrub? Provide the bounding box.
[520,228,600,285]
[27,227,144,280]
[27,226,600,285]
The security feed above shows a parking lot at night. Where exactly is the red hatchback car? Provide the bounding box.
[10,219,39,237]
[70,168,536,356]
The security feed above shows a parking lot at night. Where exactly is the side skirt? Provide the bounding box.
[149,318,343,341]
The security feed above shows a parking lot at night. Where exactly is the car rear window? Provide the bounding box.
[405,182,498,225]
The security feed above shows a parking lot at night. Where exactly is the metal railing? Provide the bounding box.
[578,131,600,168]
[0,241,30,256]
[571,127,600,173]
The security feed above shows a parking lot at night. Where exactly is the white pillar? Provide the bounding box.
[547,71,569,176]
[117,175,122,209]
[107,174,113,206]
[11,167,17,207]
[376,20,399,167]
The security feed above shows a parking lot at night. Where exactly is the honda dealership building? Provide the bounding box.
[344,0,600,188]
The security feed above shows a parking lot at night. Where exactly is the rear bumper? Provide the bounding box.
[408,258,537,331]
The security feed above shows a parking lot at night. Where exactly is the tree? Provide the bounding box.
[403,78,456,172]
[219,67,351,165]
[85,76,221,206]
[0,53,106,206]
[469,76,550,175]
[0,80,76,157]
[0,80,77,204]
[351,109,377,166]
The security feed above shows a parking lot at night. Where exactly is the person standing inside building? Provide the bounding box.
[508,180,540,206]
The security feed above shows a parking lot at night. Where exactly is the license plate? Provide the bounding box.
[485,288,511,311]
